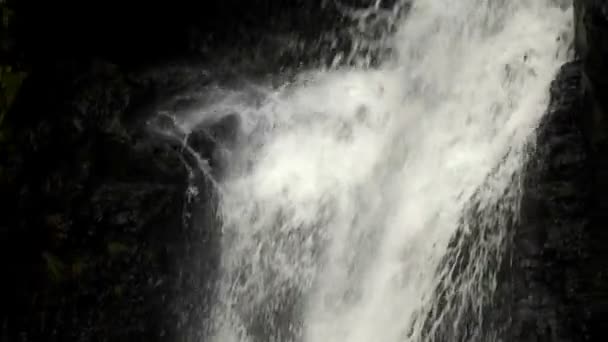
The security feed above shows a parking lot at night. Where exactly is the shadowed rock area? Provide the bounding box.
[570,1,608,340]
[513,60,589,342]
[0,60,223,342]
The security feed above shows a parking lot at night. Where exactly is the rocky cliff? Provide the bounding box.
[573,7,608,338]
[505,1,608,341]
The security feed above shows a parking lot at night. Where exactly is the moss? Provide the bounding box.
[42,252,66,283]
[107,241,130,257]
[0,65,27,126]
[71,258,87,278]
[0,3,26,128]
[2,7,13,28]
[113,285,124,297]
[0,123,12,144]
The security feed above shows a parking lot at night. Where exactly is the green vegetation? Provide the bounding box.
[0,2,26,134]
[107,241,131,257]
[0,65,26,124]
[71,258,88,277]
[43,252,66,283]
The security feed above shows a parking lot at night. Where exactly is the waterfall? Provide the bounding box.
[179,1,573,341]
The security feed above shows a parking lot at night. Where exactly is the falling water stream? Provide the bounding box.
[165,1,573,341]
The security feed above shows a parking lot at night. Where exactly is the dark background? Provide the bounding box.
[11,0,338,66]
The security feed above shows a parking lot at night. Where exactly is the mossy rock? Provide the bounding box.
[0,65,27,126]
[107,241,131,257]
[42,252,66,283]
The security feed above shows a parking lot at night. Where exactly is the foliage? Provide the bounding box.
[0,65,25,124]
[43,252,66,283]
[0,2,26,135]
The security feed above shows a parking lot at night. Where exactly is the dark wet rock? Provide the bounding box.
[206,113,241,148]
[0,60,220,341]
[512,61,589,342]
[188,113,241,153]
[574,0,608,148]
[571,1,608,340]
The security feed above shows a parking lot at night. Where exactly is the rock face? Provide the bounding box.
[507,1,608,340]
[572,5,608,341]
[514,61,589,342]
[0,61,223,341]
[569,1,608,340]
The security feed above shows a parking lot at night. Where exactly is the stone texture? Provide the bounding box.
[513,61,589,342]
[0,60,222,342]
[571,2,608,340]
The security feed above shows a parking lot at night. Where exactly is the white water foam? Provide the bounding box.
[186,1,573,341]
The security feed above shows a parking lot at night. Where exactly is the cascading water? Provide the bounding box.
[170,1,574,341]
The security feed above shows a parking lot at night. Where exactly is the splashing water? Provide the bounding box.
[182,1,573,341]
